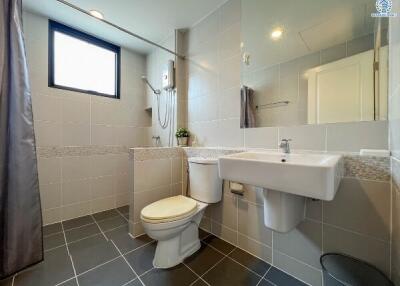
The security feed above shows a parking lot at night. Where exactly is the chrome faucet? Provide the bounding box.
[279,139,292,154]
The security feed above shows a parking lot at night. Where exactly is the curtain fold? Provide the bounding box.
[240,85,256,128]
[0,0,43,279]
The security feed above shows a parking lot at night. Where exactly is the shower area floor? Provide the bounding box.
[0,207,307,286]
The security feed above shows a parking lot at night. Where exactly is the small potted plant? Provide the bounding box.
[175,128,190,146]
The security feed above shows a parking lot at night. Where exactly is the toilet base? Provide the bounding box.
[153,221,201,269]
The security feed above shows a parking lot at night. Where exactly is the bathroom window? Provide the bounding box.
[48,20,120,98]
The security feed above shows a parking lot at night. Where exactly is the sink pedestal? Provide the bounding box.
[262,189,305,232]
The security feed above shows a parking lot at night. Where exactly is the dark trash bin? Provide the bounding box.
[320,253,394,286]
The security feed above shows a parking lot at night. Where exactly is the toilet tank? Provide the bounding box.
[188,157,222,203]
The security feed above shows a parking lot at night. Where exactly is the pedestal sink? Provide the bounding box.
[218,152,343,232]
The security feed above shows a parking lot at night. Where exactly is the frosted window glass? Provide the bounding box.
[53,31,117,96]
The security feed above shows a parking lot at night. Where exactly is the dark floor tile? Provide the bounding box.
[0,277,13,286]
[43,223,62,236]
[124,242,156,275]
[258,279,275,286]
[105,227,153,254]
[190,279,208,286]
[92,209,120,221]
[202,235,236,255]
[228,248,270,276]
[117,205,129,215]
[64,223,101,243]
[265,267,307,286]
[185,242,224,276]
[44,232,65,251]
[62,215,94,230]
[125,279,143,286]
[122,212,129,219]
[68,234,119,274]
[97,215,127,232]
[203,257,261,286]
[199,228,210,240]
[78,257,136,286]
[14,246,74,286]
[59,278,78,286]
[140,264,197,286]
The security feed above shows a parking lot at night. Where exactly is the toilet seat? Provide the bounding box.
[141,195,198,224]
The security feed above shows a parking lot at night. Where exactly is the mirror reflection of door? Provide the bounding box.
[241,0,389,128]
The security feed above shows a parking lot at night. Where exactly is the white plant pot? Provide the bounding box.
[177,137,188,146]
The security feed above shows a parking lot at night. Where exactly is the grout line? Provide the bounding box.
[77,256,121,277]
[61,222,80,286]
[204,242,265,279]
[115,207,130,223]
[183,262,211,286]
[91,214,108,240]
[54,277,76,286]
[121,278,139,286]
[255,265,273,286]
[196,247,237,280]
[121,240,154,256]
[111,240,146,286]
[138,267,154,278]
[62,221,97,232]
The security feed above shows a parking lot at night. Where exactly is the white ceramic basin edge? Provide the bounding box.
[218,151,344,201]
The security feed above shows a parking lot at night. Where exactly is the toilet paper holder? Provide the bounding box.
[229,181,244,196]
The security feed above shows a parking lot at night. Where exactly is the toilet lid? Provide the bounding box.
[141,195,198,223]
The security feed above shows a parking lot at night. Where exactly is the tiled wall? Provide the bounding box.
[182,148,391,286]
[243,32,380,127]
[389,1,400,285]
[23,11,151,224]
[146,31,187,147]
[181,0,392,285]
[128,148,183,236]
[184,0,389,151]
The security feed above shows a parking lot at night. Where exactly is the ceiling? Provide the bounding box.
[242,0,379,71]
[22,0,228,54]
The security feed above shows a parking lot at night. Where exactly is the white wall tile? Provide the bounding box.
[327,121,388,152]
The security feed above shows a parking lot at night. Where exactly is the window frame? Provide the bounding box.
[48,20,121,99]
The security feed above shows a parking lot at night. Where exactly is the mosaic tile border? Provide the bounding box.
[37,146,129,158]
[130,147,183,161]
[392,157,400,189]
[344,155,391,182]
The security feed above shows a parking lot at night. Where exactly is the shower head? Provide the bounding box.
[141,76,161,95]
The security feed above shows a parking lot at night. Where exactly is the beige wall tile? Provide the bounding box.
[90,155,115,178]
[91,176,114,199]
[62,179,91,205]
[210,194,238,230]
[323,224,390,275]
[62,201,91,221]
[62,157,91,182]
[134,159,171,192]
[43,208,61,225]
[238,199,272,246]
[114,173,129,195]
[211,220,238,245]
[273,220,322,269]
[62,123,90,146]
[40,183,62,210]
[38,157,61,185]
[244,127,279,149]
[237,234,272,263]
[273,251,322,286]
[327,121,388,152]
[323,178,391,241]
[279,125,327,151]
[35,121,62,147]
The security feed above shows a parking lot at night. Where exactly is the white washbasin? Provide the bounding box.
[218,151,343,201]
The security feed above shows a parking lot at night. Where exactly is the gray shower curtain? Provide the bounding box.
[0,0,43,279]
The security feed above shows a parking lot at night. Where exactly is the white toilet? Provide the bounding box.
[140,157,222,268]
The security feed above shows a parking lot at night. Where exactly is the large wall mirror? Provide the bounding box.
[240,0,388,128]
